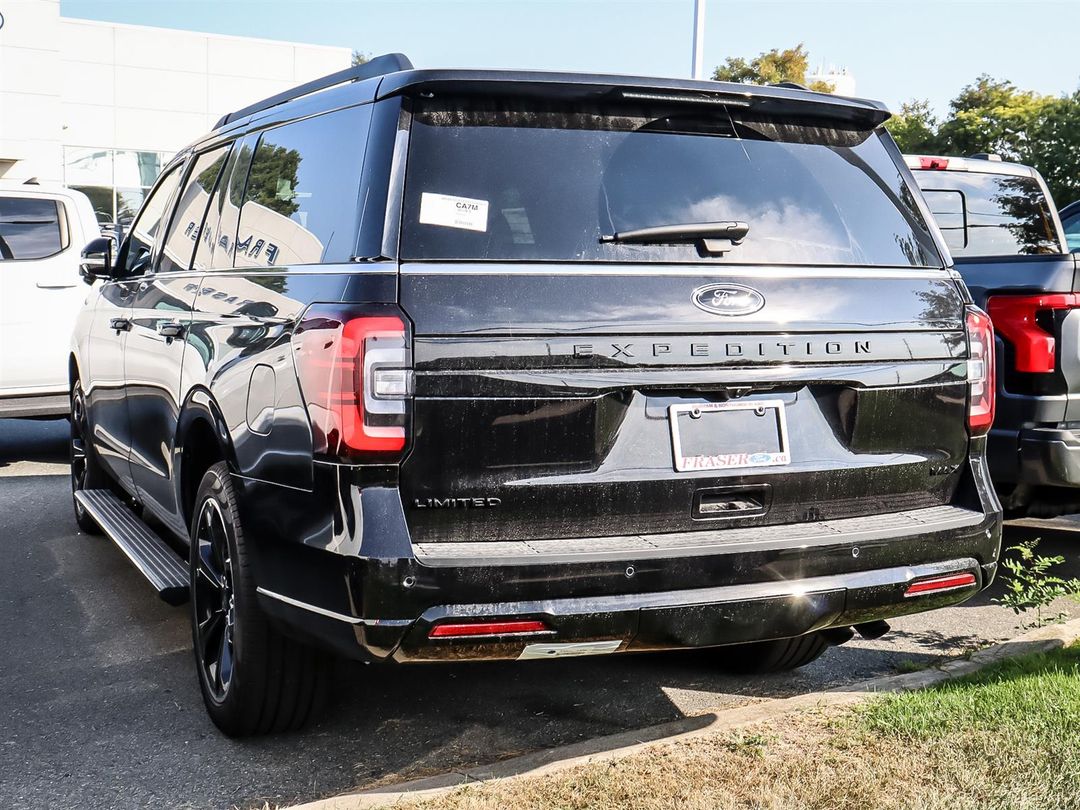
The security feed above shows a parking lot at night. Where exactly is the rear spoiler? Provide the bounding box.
[376,69,892,129]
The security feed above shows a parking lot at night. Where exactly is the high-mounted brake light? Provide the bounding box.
[919,156,949,170]
[966,307,996,436]
[904,572,977,598]
[987,294,1080,374]
[429,620,550,639]
[292,305,412,462]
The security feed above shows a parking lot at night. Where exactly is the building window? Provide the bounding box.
[63,147,172,228]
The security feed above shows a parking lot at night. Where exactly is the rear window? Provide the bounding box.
[913,170,1061,257]
[0,197,67,260]
[401,97,942,267]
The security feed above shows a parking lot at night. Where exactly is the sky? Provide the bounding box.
[60,0,1080,115]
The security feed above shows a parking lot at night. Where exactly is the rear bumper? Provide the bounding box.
[252,500,1001,663]
[1015,427,1080,488]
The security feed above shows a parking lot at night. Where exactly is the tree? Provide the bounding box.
[885,99,942,154]
[712,44,834,93]
[351,50,369,67]
[1025,92,1080,206]
[937,75,1051,161]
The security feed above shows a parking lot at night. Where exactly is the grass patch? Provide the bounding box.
[398,642,1080,810]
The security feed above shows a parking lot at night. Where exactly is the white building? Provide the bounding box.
[807,64,857,97]
[0,0,351,224]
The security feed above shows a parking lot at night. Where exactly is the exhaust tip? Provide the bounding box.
[854,620,890,640]
[821,626,856,646]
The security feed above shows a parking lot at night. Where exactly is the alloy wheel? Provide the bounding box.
[192,498,236,702]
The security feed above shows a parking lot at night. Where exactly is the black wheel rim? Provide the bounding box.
[70,387,88,507]
[193,499,235,702]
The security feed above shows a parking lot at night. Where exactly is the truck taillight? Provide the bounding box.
[986,293,1080,373]
[292,305,412,462]
[966,307,995,436]
[919,156,949,170]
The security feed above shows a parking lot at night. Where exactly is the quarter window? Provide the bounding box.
[234,105,369,268]
[0,197,67,261]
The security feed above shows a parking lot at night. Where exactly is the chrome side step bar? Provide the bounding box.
[75,489,189,605]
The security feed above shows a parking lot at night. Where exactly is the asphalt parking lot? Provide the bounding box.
[2,418,1079,810]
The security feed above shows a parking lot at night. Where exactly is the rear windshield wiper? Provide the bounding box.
[600,221,749,256]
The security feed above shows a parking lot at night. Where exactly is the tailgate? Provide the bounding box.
[399,267,969,544]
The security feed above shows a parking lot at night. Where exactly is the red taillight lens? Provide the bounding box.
[919,156,949,170]
[429,620,550,639]
[292,305,412,462]
[986,293,1080,373]
[904,572,977,597]
[966,307,996,436]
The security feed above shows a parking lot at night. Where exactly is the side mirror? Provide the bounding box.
[80,237,114,285]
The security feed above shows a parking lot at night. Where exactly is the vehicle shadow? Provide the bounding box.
[0,418,68,469]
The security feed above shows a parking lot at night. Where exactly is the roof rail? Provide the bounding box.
[214,52,413,130]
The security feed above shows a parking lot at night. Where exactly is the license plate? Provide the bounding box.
[669,400,791,472]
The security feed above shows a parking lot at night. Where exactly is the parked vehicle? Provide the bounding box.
[1057,199,1080,252]
[907,154,1080,517]
[70,55,1002,735]
[0,181,101,417]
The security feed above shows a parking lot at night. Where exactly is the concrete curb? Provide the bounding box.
[290,618,1080,810]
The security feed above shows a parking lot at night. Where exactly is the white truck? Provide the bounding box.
[0,181,102,417]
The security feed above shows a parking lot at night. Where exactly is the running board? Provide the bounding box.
[75,489,189,605]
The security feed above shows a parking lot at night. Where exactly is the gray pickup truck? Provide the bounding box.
[908,154,1080,517]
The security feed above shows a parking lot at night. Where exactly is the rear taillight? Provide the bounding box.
[986,293,1080,373]
[292,305,412,462]
[966,307,996,436]
[919,156,949,170]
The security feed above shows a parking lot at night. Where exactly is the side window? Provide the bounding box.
[0,197,68,261]
[157,144,231,274]
[122,165,184,277]
[235,104,370,268]
[922,190,966,253]
[208,138,256,270]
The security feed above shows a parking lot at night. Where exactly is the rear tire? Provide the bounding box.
[714,632,830,674]
[189,462,331,736]
[70,381,105,535]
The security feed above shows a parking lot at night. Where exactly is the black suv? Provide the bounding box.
[907,154,1080,517]
[70,54,1002,735]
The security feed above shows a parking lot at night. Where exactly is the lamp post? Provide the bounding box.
[691,0,706,79]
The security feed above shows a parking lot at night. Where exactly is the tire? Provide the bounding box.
[714,632,830,674]
[70,380,105,534]
[189,462,331,736]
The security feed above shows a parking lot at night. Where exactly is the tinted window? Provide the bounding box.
[208,139,256,270]
[123,165,183,277]
[913,170,1061,257]
[0,197,66,260]
[402,97,942,267]
[234,105,370,268]
[158,145,231,274]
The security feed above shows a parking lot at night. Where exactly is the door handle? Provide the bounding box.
[109,317,132,332]
[157,321,184,338]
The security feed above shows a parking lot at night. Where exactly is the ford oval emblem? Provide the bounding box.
[691,283,765,316]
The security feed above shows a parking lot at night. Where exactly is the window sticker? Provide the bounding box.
[419,192,489,232]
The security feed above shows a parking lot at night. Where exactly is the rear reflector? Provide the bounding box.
[987,293,1080,373]
[919,156,949,170]
[904,572,977,597]
[429,620,550,638]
